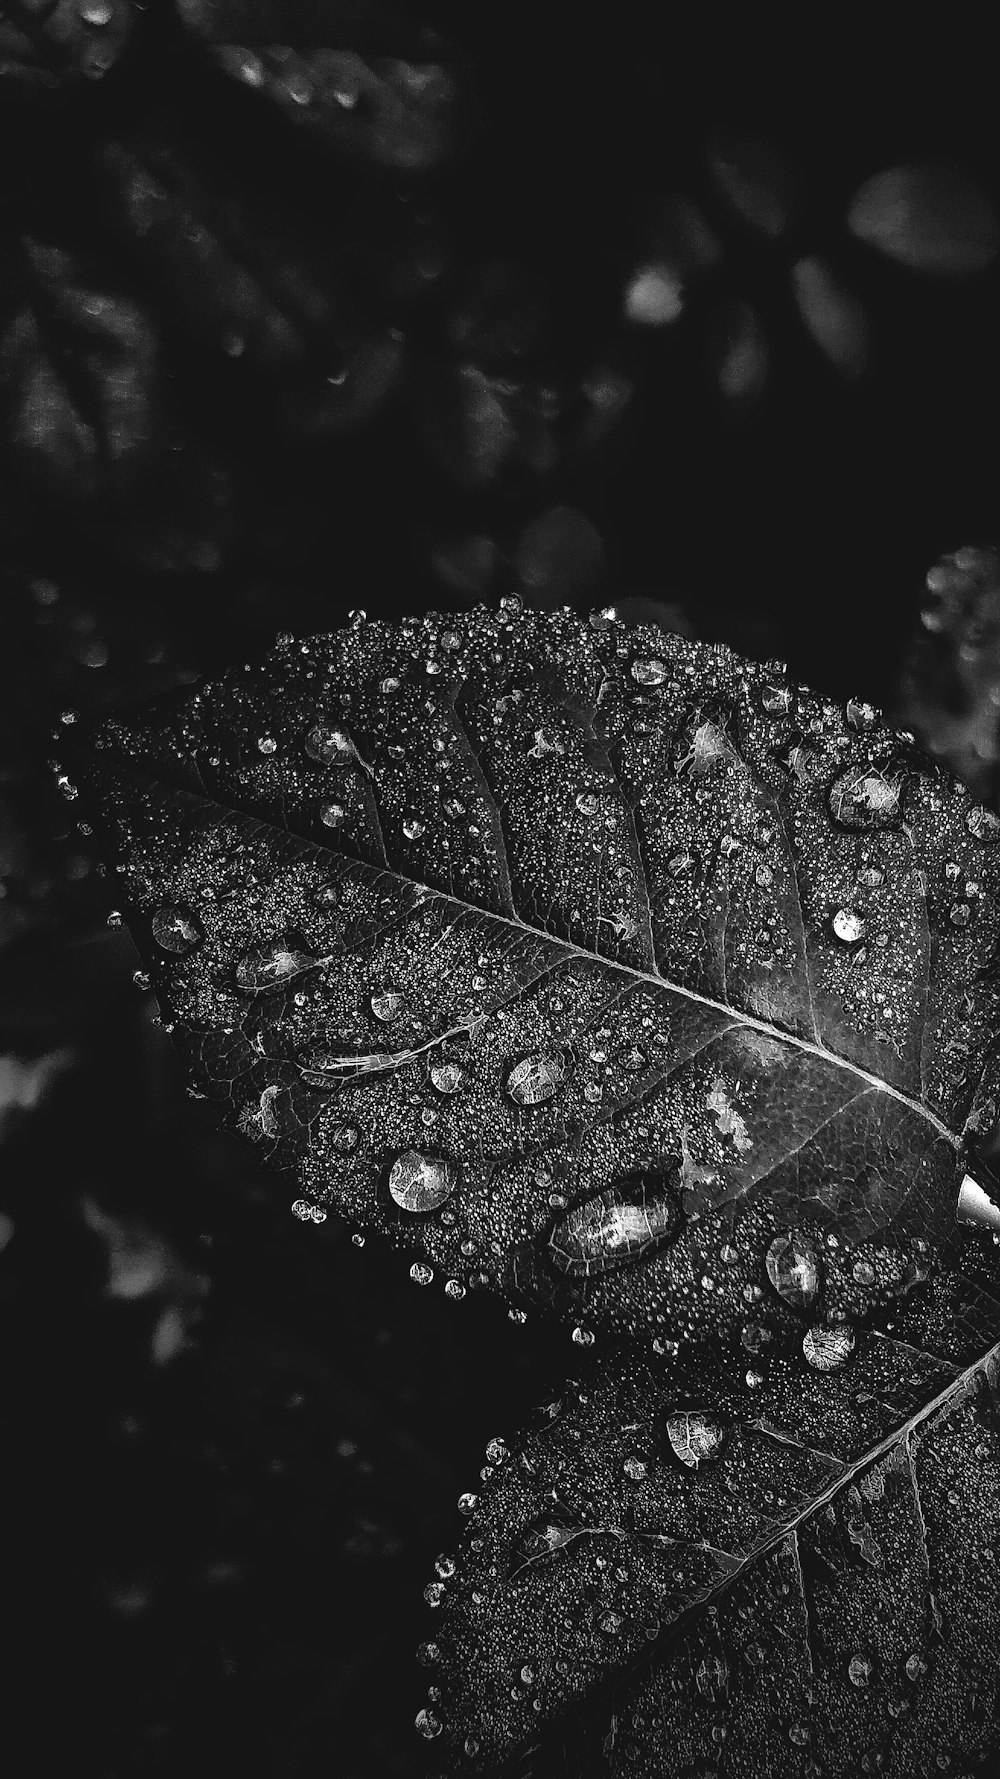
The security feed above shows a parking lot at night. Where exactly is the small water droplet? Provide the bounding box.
[828,765,906,830]
[664,1406,730,1469]
[832,907,866,945]
[667,851,698,878]
[442,794,467,819]
[402,811,426,841]
[571,1325,595,1346]
[504,1051,569,1106]
[623,1455,647,1480]
[631,658,669,687]
[905,1652,927,1682]
[257,735,277,755]
[389,1150,458,1213]
[319,801,345,829]
[485,1437,508,1465]
[457,1492,478,1514]
[410,1262,434,1286]
[235,938,317,993]
[802,1324,856,1370]
[417,1641,440,1666]
[950,902,971,928]
[415,1708,441,1739]
[852,1259,876,1284]
[151,903,202,955]
[765,1232,820,1310]
[330,1123,359,1154]
[575,791,602,817]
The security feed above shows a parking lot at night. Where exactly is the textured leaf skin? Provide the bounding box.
[428,1228,1000,1776]
[68,605,1000,1349]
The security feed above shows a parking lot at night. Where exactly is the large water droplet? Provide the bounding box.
[828,764,906,830]
[504,1051,569,1107]
[430,1060,468,1094]
[765,1232,820,1310]
[304,723,355,766]
[664,1405,730,1470]
[631,658,669,687]
[415,1708,441,1740]
[319,801,345,829]
[151,903,202,955]
[832,907,866,945]
[848,1653,874,1688]
[802,1324,856,1370]
[371,990,406,1022]
[235,938,317,992]
[388,1149,458,1212]
[548,1176,681,1276]
[966,804,1000,842]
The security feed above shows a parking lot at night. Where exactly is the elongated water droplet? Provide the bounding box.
[848,1653,874,1688]
[151,903,202,955]
[828,764,906,830]
[664,1405,730,1469]
[802,1324,856,1370]
[765,1231,820,1309]
[388,1150,458,1213]
[548,1176,681,1276]
[235,938,317,992]
[504,1051,569,1107]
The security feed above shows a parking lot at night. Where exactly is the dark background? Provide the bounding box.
[1,7,999,1774]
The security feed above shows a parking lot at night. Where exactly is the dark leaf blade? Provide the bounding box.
[0,0,134,89]
[67,606,1000,1343]
[428,1228,1000,1774]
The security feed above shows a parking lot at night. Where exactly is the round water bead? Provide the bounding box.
[151,903,202,955]
[389,1150,458,1213]
[664,1405,730,1470]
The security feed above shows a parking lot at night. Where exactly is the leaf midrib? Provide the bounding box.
[106,756,961,1153]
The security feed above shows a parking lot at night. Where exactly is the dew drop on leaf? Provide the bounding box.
[304,724,355,766]
[415,1707,442,1739]
[828,765,907,830]
[389,1150,458,1213]
[235,938,317,992]
[848,1652,874,1688]
[664,1405,730,1469]
[151,903,202,955]
[504,1052,569,1106]
[575,791,601,817]
[330,1123,360,1154]
[430,1060,468,1094]
[371,990,405,1022]
[832,907,866,945]
[802,1324,856,1370]
[905,1652,928,1682]
[695,1654,730,1702]
[410,1261,434,1285]
[319,801,345,829]
[402,811,427,840]
[548,1177,681,1276]
[966,804,1000,842]
[631,658,669,687]
[765,1232,821,1309]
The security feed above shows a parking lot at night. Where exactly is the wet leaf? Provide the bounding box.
[67,605,1000,1348]
[847,163,1000,276]
[430,1226,1000,1774]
